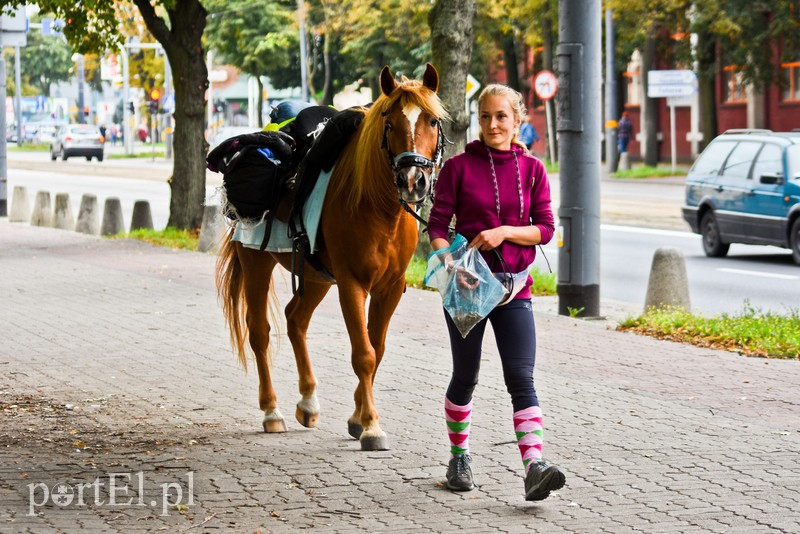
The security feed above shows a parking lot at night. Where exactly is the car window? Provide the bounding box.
[691,140,737,175]
[721,141,761,179]
[751,144,783,181]
[787,145,800,180]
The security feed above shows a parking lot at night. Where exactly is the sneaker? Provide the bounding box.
[524,460,565,501]
[446,454,475,491]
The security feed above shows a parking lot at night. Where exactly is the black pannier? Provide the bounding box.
[206,130,295,222]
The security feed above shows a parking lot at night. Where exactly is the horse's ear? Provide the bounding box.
[422,63,439,93]
[380,66,397,96]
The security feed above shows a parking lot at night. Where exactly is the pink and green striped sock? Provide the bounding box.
[514,405,543,473]
[445,397,472,457]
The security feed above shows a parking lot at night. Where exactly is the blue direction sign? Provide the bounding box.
[647,70,698,98]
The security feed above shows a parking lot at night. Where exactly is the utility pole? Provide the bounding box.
[76,54,86,124]
[556,0,602,317]
[605,9,618,173]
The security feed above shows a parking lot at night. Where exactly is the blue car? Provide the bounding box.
[682,130,800,265]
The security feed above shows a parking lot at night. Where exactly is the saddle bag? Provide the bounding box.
[207,130,295,249]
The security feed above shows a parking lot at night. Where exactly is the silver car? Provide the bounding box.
[50,124,105,162]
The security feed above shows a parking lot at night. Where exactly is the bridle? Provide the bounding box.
[380,114,451,210]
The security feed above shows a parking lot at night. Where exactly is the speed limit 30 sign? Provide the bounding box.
[533,70,558,101]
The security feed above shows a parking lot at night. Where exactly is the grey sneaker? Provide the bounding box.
[446,454,475,491]
[524,460,565,501]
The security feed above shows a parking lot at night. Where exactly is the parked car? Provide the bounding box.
[682,129,800,264]
[50,124,105,162]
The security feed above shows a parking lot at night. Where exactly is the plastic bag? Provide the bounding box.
[424,234,508,338]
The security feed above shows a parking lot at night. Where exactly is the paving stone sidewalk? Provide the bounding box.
[1,220,798,533]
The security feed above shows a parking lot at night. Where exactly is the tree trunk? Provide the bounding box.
[695,31,717,151]
[501,34,520,91]
[418,0,476,259]
[135,0,208,230]
[429,0,477,157]
[320,33,333,106]
[642,33,659,167]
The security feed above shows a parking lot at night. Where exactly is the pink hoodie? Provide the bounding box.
[428,140,555,301]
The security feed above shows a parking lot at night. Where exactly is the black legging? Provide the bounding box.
[444,299,538,412]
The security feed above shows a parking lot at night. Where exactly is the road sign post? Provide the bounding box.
[533,70,558,164]
[648,70,697,172]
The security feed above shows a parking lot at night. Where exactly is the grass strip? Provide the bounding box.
[618,304,800,359]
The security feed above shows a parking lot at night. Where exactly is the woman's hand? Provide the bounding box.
[455,267,480,290]
[469,227,507,251]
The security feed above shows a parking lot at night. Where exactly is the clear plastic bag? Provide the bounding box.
[424,234,508,338]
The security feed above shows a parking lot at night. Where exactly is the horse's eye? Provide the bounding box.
[429,118,438,127]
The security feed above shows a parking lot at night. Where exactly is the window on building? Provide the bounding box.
[783,62,800,102]
[722,66,746,103]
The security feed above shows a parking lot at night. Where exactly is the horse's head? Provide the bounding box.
[378,64,448,205]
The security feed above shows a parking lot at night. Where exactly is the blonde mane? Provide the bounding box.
[330,79,448,214]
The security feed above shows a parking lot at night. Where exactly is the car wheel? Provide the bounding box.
[97,155,104,162]
[85,156,92,161]
[60,148,67,161]
[50,149,56,161]
[790,218,800,266]
[700,211,730,257]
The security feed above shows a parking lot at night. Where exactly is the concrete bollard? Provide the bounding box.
[130,200,154,232]
[618,152,631,171]
[30,191,52,227]
[644,247,691,313]
[9,186,30,222]
[75,194,100,235]
[101,197,125,236]
[198,204,227,253]
[52,193,75,230]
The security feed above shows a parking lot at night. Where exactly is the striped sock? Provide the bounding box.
[445,397,472,457]
[514,406,543,473]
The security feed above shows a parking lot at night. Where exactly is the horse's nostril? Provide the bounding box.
[415,174,427,192]
[395,174,406,189]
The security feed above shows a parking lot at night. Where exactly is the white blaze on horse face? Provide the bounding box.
[402,104,421,151]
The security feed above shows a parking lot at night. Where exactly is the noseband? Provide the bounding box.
[380,116,450,205]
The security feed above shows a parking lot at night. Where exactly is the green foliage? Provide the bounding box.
[205,0,296,86]
[530,267,556,296]
[5,21,73,97]
[117,228,200,251]
[612,166,687,179]
[619,304,800,359]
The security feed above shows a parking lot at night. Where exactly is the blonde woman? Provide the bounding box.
[429,84,565,501]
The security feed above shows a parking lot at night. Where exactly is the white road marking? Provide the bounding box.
[717,268,799,280]
[600,224,698,239]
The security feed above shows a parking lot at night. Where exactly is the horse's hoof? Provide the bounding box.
[295,406,319,428]
[262,410,287,433]
[347,421,363,440]
[360,434,390,451]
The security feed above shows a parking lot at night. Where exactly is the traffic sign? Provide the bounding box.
[647,70,697,98]
[466,74,480,100]
[533,70,558,101]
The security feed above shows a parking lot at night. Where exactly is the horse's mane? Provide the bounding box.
[331,79,448,214]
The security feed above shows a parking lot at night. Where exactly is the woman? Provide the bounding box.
[428,84,565,501]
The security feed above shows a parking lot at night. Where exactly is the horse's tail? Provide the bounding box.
[215,232,251,370]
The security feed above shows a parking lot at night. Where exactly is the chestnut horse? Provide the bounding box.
[216,64,447,450]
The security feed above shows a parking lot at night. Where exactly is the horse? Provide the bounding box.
[216,64,448,451]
